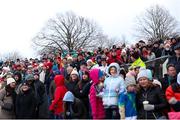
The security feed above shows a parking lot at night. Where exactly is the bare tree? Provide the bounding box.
[106,37,119,48]
[33,11,103,53]
[135,5,179,40]
[120,34,128,47]
[3,51,22,61]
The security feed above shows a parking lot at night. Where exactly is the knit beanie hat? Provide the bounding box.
[146,69,153,81]
[25,74,34,81]
[71,68,79,76]
[137,69,152,81]
[67,56,73,61]
[7,78,16,85]
[63,91,75,102]
[87,59,93,64]
[177,72,180,85]
[125,77,136,87]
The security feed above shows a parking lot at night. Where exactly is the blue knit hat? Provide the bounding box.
[63,91,74,102]
[137,69,152,81]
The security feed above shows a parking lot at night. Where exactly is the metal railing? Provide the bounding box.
[120,55,169,79]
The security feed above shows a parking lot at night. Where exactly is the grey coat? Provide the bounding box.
[0,88,15,119]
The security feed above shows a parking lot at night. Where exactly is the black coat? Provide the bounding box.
[160,74,177,92]
[64,98,87,119]
[65,80,78,95]
[15,88,37,118]
[33,80,49,118]
[74,80,92,118]
[168,56,180,73]
[136,86,168,119]
[152,47,162,58]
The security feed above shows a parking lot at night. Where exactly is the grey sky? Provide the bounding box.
[0,0,179,58]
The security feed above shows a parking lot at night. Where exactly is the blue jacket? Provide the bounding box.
[119,92,137,117]
[103,63,125,106]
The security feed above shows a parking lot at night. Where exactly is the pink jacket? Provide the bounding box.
[89,69,105,119]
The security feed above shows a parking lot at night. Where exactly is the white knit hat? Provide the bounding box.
[125,77,136,87]
[67,56,73,60]
[87,59,93,63]
[7,78,16,85]
[177,72,180,85]
[137,69,152,81]
[71,68,79,76]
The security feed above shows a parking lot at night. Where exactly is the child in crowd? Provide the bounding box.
[119,77,137,120]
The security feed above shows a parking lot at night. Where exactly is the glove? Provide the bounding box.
[119,107,125,119]
[168,97,178,105]
[144,104,154,111]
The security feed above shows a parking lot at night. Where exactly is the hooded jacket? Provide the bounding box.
[89,69,105,119]
[49,75,67,115]
[103,63,125,107]
[63,91,87,119]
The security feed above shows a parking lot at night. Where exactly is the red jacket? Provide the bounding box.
[49,75,67,115]
[166,84,180,111]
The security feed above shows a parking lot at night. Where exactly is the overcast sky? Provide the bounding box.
[0,0,179,58]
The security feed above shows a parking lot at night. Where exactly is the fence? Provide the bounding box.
[120,55,170,79]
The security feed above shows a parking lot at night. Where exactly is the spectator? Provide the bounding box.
[167,42,180,73]
[160,64,177,92]
[162,43,173,56]
[14,72,22,94]
[49,75,67,119]
[136,69,168,119]
[147,48,156,61]
[63,91,87,119]
[89,69,105,119]
[0,78,16,119]
[99,56,108,74]
[78,61,88,80]
[15,82,37,118]
[74,71,91,118]
[65,68,79,95]
[86,59,95,70]
[166,72,180,112]
[33,73,49,118]
[119,77,137,120]
[131,51,146,68]
[152,41,162,58]
[103,63,125,119]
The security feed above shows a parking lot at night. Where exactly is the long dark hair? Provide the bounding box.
[77,71,89,89]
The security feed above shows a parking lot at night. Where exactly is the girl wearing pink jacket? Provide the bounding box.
[89,69,105,119]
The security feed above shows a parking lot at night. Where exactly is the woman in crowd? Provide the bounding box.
[65,68,80,95]
[136,69,168,119]
[74,71,91,118]
[15,81,37,118]
[0,78,16,119]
